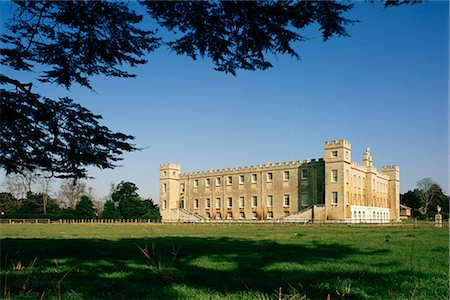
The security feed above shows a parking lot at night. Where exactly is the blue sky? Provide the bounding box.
[1,1,448,201]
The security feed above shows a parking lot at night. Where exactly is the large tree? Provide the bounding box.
[1,0,418,179]
[74,195,96,219]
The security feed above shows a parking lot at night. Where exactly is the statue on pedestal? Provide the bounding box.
[435,205,443,228]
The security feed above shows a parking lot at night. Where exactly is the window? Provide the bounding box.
[239,197,245,208]
[227,176,232,185]
[345,192,349,205]
[252,212,258,219]
[215,212,221,220]
[251,174,257,183]
[216,198,221,208]
[162,183,167,193]
[346,170,349,183]
[180,200,185,209]
[162,200,167,209]
[227,212,233,219]
[331,169,338,183]
[283,195,290,207]
[173,171,177,175]
[194,199,199,209]
[205,198,211,208]
[267,172,273,182]
[206,178,210,187]
[267,195,273,207]
[239,212,245,219]
[216,177,221,186]
[206,212,211,219]
[332,192,338,204]
[227,197,233,208]
[301,169,308,179]
[194,180,199,188]
[252,196,258,207]
[283,171,290,181]
[267,211,273,219]
[331,150,338,158]
[301,192,309,206]
[180,184,185,192]
[239,175,244,184]
[163,171,167,176]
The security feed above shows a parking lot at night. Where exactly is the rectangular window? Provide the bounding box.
[216,177,221,186]
[239,197,245,208]
[239,175,244,184]
[216,197,221,208]
[180,184,185,192]
[331,169,338,183]
[194,199,199,209]
[252,212,258,219]
[267,172,273,182]
[252,196,258,207]
[331,150,338,158]
[332,192,338,204]
[162,183,167,193]
[283,171,290,181]
[162,200,167,209]
[227,176,232,185]
[283,195,290,207]
[194,180,199,188]
[206,178,210,187]
[239,212,245,219]
[267,195,273,207]
[163,171,167,177]
[215,212,221,220]
[251,174,257,183]
[301,192,309,206]
[227,212,233,220]
[267,211,273,219]
[301,169,308,179]
[346,170,349,183]
[180,200,185,209]
[206,198,210,208]
[206,212,211,219]
[227,197,232,208]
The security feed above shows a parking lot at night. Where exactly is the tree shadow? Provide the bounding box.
[0,237,437,299]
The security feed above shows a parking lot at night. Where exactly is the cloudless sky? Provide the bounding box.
[1,1,448,202]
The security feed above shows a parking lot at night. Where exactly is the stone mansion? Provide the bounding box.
[159,140,400,223]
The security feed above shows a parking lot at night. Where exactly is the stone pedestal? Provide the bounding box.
[435,213,443,228]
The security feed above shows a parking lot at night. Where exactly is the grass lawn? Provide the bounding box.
[0,223,448,299]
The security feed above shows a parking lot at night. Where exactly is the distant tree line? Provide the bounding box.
[0,176,160,221]
[401,178,448,220]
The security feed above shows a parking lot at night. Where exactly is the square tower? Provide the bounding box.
[324,140,351,220]
[160,163,181,220]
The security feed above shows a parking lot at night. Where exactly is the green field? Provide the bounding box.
[1,223,448,299]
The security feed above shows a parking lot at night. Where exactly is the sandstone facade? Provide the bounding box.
[160,140,400,223]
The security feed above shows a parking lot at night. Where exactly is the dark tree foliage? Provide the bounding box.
[1,0,419,179]
[0,192,18,214]
[1,0,154,179]
[111,181,160,220]
[101,199,120,219]
[1,90,137,178]
[141,1,355,75]
[75,195,96,219]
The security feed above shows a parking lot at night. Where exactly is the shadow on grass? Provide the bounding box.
[0,237,433,299]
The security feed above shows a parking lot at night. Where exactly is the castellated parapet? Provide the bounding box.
[179,159,323,177]
[159,140,400,223]
[324,139,351,148]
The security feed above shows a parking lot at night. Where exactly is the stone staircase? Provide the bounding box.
[281,204,326,222]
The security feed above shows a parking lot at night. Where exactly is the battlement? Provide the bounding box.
[179,158,323,177]
[324,139,351,148]
[381,165,399,171]
[160,163,181,170]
